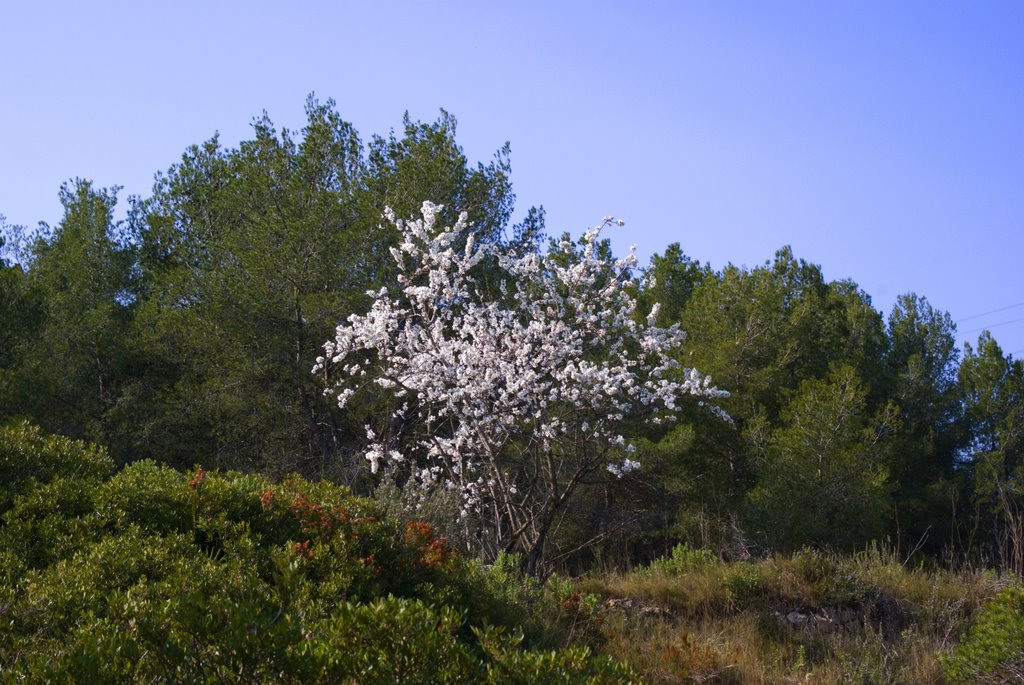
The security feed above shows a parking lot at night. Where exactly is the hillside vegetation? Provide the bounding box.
[2,423,1022,683]
[2,98,1023,681]
[0,423,633,683]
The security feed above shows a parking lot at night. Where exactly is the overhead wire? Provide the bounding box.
[960,315,1024,336]
[956,301,1024,324]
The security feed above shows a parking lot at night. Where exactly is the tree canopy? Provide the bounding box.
[2,97,1020,570]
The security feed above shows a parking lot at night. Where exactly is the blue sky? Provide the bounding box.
[2,1,1022,357]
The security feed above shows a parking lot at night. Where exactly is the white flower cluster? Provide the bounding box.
[315,201,726,557]
[606,458,641,477]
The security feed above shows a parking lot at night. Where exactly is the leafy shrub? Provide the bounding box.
[723,562,767,607]
[13,529,199,639]
[0,476,103,570]
[290,598,477,683]
[0,427,632,682]
[95,459,194,533]
[641,543,718,577]
[19,542,290,683]
[0,421,113,513]
[471,552,544,628]
[476,624,635,684]
[943,585,1024,684]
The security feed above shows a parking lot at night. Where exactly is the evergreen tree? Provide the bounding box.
[745,365,896,551]
[13,181,137,453]
[131,100,518,473]
[959,333,1024,569]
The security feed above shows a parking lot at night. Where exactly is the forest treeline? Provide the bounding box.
[1,97,1021,571]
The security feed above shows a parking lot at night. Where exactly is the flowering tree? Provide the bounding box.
[316,202,726,572]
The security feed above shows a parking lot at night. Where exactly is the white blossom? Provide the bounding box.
[607,458,641,478]
[315,202,727,566]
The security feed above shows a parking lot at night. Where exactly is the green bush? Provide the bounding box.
[467,552,545,636]
[13,529,199,639]
[476,624,636,684]
[95,459,194,533]
[0,426,632,683]
[640,543,718,577]
[17,541,290,683]
[943,585,1024,684]
[723,562,767,607]
[0,421,113,513]
[290,598,477,683]
[0,476,103,571]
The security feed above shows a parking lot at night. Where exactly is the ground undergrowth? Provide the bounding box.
[566,544,1019,684]
[2,422,1021,684]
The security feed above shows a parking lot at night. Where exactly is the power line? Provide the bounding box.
[956,301,1024,324]
[961,315,1024,336]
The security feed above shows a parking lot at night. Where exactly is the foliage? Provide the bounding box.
[959,332,1024,572]
[639,543,717,577]
[0,424,633,683]
[2,94,1023,572]
[943,584,1024,684]
[130,99,369,471]
[5,181,136,454]
[0,230,39,421]
[745,366,896,551]
[475,623,633,685]
[0,99,523,474]
[0,420,114,511]
[884,293,964,550]
[635,246,894,558]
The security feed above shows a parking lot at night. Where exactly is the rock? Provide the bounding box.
[777,605,862,633]
[786,610,808,625]
[603,597,670,617]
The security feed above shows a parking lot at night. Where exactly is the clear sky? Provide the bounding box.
[2,1,1022,357]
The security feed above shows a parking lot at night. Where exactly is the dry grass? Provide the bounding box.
[573,547,1009,684]
[578,565,735,618]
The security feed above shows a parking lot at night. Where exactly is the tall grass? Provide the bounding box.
[573,544,1011,684]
